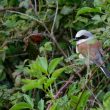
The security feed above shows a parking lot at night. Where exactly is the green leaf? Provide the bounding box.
[44,77,56,89]
[44,42,52,51]
[70,96,79,108]
[22,77,46,92]
[48,57,63,74]
[4,20,17,28]
[61,6,73,15]
[38,99,44,110]
[76,7,101,16]
[103,92,110,109]
[52,67,65,78]
[26,60,42,78]
[94,0,104,7]
[92,15,102,24]
[37,57,48,74]
[23,94,34,109]
[9,102,32,110]
[77,90,91,110]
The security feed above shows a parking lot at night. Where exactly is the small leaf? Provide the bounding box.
[77,7,101,16]
[22,77,46,92]
[52,67,65,78]
[9,102,32,110]
[44,42,52,51]
[92,15,102,21]
[37,57,48,74]
[48,57,63,74]
[44,77,56,89]
[38,99,44,110]
[61,6,73,15]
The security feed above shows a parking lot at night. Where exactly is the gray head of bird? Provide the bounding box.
[75,30,93,41]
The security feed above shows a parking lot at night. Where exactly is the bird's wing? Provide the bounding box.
[77,39,104,66]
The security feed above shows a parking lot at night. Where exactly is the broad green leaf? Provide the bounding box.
[52,67,65,78]
[22,77,46,92]
[60,6,73,15]
[48,57,63,74]
[77,7,101,16]
[37,57,48,74]
[23,94,34,109]
[9,102,32,110]
[44,77,56,89]
[38,99,44,110]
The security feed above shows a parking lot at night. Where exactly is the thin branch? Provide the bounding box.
[34,0,37,15]
[51,1,58,35]
[46,65,86,110]
[7,10,67,58]
[0,7,20,12]
[7,10,42,24]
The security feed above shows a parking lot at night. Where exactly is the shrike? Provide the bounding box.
[75,30,110,77]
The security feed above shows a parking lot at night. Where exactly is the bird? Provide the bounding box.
[75,30,110,77]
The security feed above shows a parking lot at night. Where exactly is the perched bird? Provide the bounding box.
[75,30,110,77]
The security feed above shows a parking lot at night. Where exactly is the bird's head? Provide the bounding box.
[75,30,93,41]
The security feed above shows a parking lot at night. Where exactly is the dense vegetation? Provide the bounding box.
[0,0,110,110]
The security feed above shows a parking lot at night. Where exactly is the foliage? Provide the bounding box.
[0,0,110,110]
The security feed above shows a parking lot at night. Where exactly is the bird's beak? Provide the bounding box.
[73,38,78,41]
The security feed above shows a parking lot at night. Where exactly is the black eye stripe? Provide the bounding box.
[76,35,88,40]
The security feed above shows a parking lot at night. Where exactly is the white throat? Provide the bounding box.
[77,37,93,45]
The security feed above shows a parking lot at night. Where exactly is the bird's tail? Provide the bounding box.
[100,66,110,77]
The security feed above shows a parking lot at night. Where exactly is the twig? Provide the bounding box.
[34,0,37,15]
[46,65,86,110]
[0,7,20,12]
[51,1,58,35]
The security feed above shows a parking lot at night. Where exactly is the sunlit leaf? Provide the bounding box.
[37,57,48,74]
[48,57,63,74]
[9,102,32,110]
[77,7,101,16]
[52,67,65,78]
[22,77,46,92]
[44,77,56,89]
